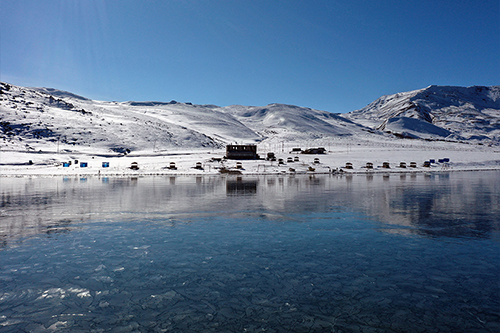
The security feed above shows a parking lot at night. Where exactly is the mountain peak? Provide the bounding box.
[346,85,500,143]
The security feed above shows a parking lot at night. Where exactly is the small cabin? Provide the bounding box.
[294,156,299,162]
[226,145,258,160]
[168,162,177,170]
[345,162,353,169]
[195,162,203,170]
[365,162,373,169]
[102,162,110,168]
[313,158,320,164]
[80,162,88,168]
[423,161,431,167]
[409,162,417,168]
[382,162,390,169]
[130,162,139,170]
[399,162,407,168]
[287,157,293,163]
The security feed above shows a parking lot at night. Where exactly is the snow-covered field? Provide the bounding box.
[2,139,499,177]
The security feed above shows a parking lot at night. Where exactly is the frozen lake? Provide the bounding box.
[1,172,499,332]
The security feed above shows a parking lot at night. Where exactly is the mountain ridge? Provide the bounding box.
[1,82,499,155]
[344,85,500,142]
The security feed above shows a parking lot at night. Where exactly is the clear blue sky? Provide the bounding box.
[1,0,499,113]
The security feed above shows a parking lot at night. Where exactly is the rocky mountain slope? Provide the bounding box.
[343,85,500,143]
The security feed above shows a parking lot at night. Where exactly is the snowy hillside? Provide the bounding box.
[0,82,372,154]
[1,82,237,153]
[344,85,500,144]
[218,103,369,141]
[2,82,500,158]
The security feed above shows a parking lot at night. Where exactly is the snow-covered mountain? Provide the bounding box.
[344,85,500,143]
[0,82,370,153]
[1,82,500,155]
[218,103,368,141]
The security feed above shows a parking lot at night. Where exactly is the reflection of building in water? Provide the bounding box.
[226,177,258,196]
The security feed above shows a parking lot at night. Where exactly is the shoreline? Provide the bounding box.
[2,166,499,178]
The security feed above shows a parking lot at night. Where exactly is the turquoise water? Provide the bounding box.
[0,173,499,332]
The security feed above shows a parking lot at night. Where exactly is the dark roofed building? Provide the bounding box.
[225,144,259,160]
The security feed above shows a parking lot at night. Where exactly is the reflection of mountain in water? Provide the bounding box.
[387,174,500,238]
[333,172,500,239]
[1,172,499,246]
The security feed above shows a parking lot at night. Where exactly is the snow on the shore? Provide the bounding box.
[2,138,499,177]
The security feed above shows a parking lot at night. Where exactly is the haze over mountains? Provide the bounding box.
[1,82,499,154]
